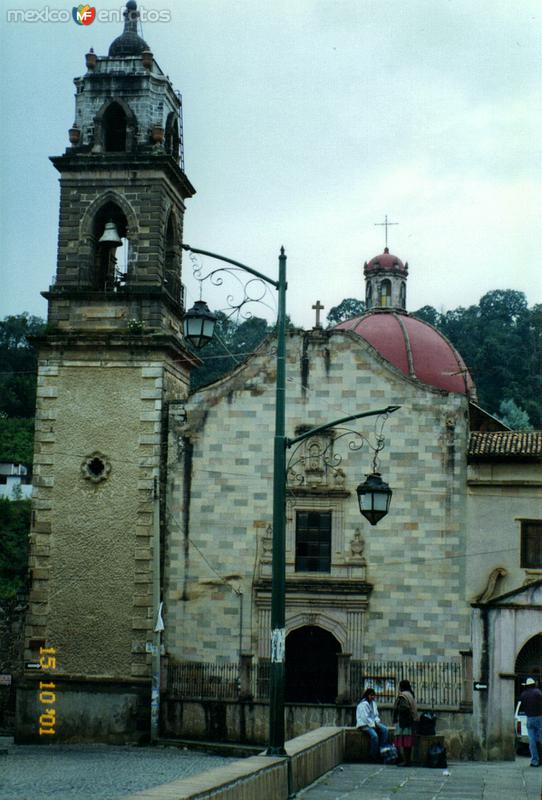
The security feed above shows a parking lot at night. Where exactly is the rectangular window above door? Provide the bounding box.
[295,510,331,573]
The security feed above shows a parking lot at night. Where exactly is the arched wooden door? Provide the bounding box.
[285,625,341,703]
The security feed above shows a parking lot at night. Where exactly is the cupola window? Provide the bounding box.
[379,279,392,308]
[399,281,406,309]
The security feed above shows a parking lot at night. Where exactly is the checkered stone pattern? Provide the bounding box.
[164,328,471,665]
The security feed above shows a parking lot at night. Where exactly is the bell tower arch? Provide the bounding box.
[17,2,199,744]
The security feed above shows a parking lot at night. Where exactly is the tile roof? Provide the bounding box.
[469,431,542,458]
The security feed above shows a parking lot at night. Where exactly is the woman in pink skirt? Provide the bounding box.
[392,679,419,766]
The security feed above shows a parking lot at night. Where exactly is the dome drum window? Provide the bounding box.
[379,279,392,308]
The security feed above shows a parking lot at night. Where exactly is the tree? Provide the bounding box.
[479,289,528,324]
[326,298,365,327]
[0,314,45,418]
[412,306,440,327]
[189,313,272,390]
[497,399,532,430]
[0,418,34,464]
[0,498,30,599]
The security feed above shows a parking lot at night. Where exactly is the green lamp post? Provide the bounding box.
[183,244,288,754]
[182,245,398,757]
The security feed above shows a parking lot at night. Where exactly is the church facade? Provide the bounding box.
[16,3,542,759]
[168,292,474,669]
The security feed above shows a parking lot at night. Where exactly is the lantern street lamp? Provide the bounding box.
[183,299,217,349]
[181,244,398,756]
[357,472,393,526]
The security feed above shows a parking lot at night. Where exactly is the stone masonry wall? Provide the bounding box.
[25,341,189,680]
[164,329,470,666]
[73,59,180,151]
[52,167,186,291]
[466,460,542,601]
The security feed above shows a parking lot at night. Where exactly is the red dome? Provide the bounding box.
[335,312,475,396]
[365,247,406,273]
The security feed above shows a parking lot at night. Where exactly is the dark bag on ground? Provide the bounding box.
[427,742,447,768]
[380,744,399,764]
[418,711,437,736]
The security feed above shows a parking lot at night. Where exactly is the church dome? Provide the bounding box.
[365,247,406,273]
[109,31,149,57]
[109,2,149,57]
[335,311,475,396]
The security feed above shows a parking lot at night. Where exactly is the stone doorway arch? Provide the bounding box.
[514,632,542,700]
[285,625,341,703]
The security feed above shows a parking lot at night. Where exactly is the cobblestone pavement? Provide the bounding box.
[297,759,542,800]
[0,741,236,800]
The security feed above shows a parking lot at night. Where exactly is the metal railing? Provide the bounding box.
[350,659,462,707]
[167,661,240,700]
[255,659,270,700]
[166,657,463,708]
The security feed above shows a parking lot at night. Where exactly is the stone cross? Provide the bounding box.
[312,300,324,328]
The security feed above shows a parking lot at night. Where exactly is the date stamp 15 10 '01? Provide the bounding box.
[38,647,57,736]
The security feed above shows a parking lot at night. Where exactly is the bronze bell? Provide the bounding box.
[98,221,123,247]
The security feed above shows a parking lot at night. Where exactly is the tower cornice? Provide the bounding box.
[50,153,196,199]
[30,330,201,370]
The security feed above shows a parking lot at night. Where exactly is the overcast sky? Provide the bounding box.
[1,0,541,328]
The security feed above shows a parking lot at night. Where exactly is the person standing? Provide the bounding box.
[356,687,389,761]
[392,679,419,767]
[519,677,542,767]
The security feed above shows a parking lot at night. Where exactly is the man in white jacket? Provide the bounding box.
[356,687,389,760]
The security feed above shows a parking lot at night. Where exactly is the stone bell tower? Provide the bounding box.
[16,2,198,742]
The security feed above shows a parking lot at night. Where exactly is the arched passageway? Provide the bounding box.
[515,632,542,700]
[285,625,341,703]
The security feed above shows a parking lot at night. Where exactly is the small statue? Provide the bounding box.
[349,530,365,560]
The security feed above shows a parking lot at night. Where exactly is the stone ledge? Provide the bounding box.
[123,755,287,800]
[123,726,345,800]
[344,726,396,762]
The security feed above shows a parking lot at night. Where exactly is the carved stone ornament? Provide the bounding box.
[287,430,345,489]
[350,530,365,557]
[81,452,111,483]
[256,524,273,578]
[347,529,366,564]
[261,525,273,563]
[476,566,507,603]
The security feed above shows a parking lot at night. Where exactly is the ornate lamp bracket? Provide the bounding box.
[183,244,279,322]
[286,405,399,488]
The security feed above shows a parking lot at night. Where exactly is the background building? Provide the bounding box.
[0,464,32,501]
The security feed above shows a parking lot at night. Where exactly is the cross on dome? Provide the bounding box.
[374,215,399,249]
